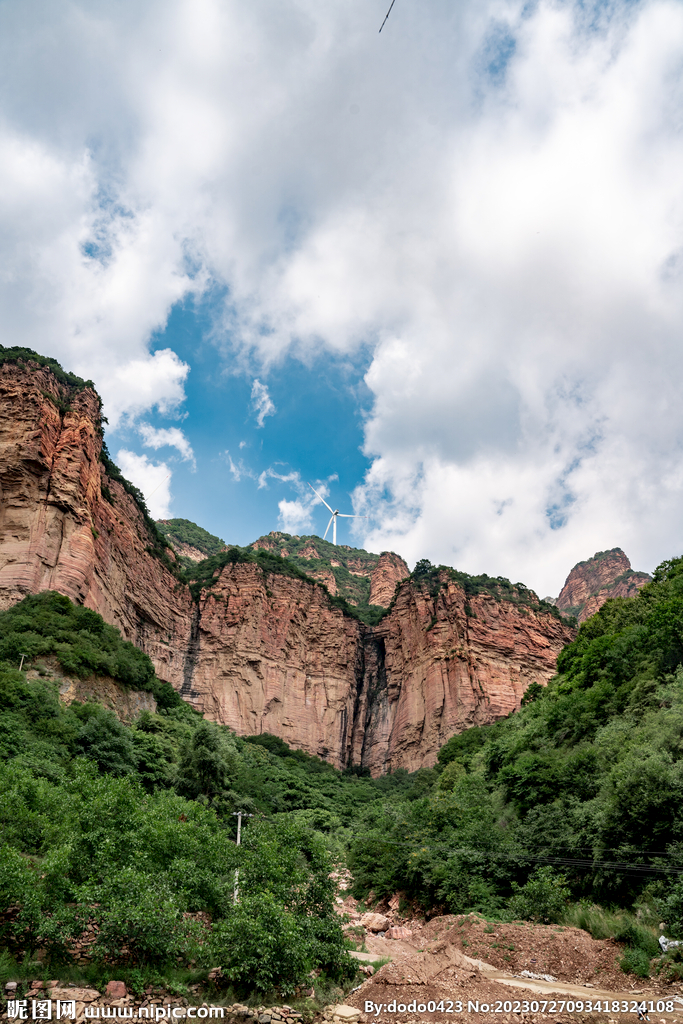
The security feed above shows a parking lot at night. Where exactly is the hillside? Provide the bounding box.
[250,531,397,609]
[0,591,408,994]
[352,556,683,924]
[156,518,228,568]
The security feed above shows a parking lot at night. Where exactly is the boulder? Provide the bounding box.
[105,981,127,998]
[330,1007,361,1023]
[386,925,413,940]
[360,912,390,932]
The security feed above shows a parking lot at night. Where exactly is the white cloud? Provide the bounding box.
[278,498,314,534]
[258,467,301,491]
[250,379,275,427]
[115,449,173,519]
[2,0,683,592]
[222,450,256,482]
[274,475,341,535]
[138,422,195,466]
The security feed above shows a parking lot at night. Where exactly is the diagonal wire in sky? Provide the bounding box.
[379,0,398,33]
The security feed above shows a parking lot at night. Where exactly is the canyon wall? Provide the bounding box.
[0,358,575,773]
[0,361,195,688]
[352,575,573,773]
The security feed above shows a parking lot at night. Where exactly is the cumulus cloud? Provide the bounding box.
[275,476,343,535]
[116,450,172,519]
[3,0,683,591]
[250,379,275,428]
[278,498,314,534]
[138,422,195,466]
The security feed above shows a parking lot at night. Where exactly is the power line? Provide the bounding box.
[379,0,398,33]
[358,836,683,877]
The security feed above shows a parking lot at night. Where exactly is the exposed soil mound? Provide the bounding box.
[345,911,683,1024]
[421,913,628,989]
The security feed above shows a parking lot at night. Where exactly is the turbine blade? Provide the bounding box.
[309,483,334,514]
[323,515,335,540]
[336,513,367,518]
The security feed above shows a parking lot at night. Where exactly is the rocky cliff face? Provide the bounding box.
[0,360,195,689]
[186,565,364,765]
[369,552,409,607]
[352,576,573,773]
[0,357,576,774]
[555,548,651,623]
[179,563,573,773]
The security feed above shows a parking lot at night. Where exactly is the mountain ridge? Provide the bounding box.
[0,349,575,772]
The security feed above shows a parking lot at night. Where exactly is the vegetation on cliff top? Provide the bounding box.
[172,528,388,623]
[156,519,227,562]
[250,532,382,608]
[0,345,96,395]
[407,557,573,624]
[182,543,387,625]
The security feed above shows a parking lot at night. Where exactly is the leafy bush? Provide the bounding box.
[620,946,652,977]
[507,867,570,924]
[210,894,351,996]
[93,869,200,967]
[409,559,567,621]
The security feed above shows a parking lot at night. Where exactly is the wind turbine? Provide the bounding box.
[308,484,367,546]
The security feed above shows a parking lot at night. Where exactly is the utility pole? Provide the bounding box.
[231,811,254,904]
[19,654,26,671]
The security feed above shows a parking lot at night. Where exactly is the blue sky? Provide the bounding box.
[1,0,683,596]
[107,296,374,546]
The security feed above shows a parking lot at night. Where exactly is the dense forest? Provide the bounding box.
[4,553,683,996]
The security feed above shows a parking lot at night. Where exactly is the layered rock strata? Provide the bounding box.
[351,575,574,773]
[0,361,195,688]
[369,551,409,607]
[0,358,575,773]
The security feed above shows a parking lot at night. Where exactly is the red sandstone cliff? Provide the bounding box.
[0,361,195,688]
[351,575,574,773]
[369,551,409,607]
[0,357,577,774]
[175,562,572,773]
[555,548,651,623]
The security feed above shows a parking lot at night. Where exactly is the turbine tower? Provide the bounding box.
[308,484,366,545]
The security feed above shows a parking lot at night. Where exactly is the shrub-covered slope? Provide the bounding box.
[156,519,228,567]
[250,532,380,609]
[0,593,414,991]
[350,556,683,924]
